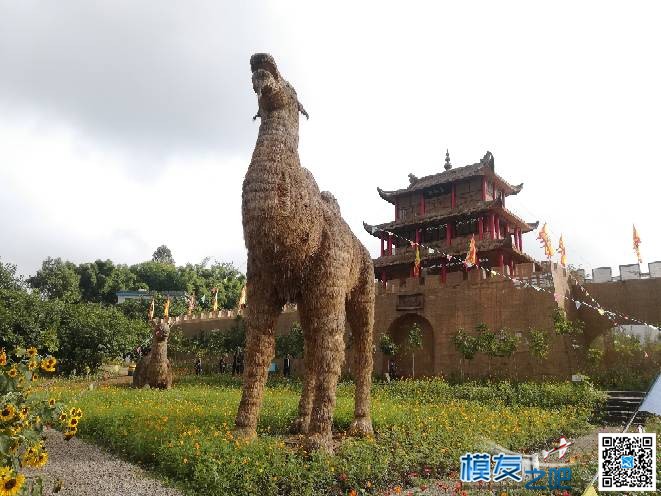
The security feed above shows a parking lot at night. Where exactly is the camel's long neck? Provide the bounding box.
[151,337,168,361]
[250,110,300,172]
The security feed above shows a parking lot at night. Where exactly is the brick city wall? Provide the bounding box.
[169,261,660,380]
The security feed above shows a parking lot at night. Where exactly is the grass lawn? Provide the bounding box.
[49,376,603,496]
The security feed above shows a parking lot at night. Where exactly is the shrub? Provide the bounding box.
[56,304,150,374]
[527,328,550,360]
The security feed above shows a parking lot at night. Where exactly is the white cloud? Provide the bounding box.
[1,1,660,277]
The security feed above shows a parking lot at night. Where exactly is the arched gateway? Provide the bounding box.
[387,313,435,377]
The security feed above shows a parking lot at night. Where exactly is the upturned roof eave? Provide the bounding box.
[363,199,537,236]
[375,151,524,201]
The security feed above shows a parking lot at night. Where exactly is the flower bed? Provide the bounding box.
[51,377,597,496]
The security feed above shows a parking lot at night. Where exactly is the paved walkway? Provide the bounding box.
[25,429,183,496]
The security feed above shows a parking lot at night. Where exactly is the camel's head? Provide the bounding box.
[154,322,170,342]
[250,53,308,120]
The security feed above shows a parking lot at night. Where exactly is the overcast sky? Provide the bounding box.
[1,1,659,278]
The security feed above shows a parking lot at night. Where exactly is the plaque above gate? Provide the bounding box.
[396,293,424,311]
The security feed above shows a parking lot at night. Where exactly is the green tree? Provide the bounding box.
[28,257,81,302]
[407,323,423,378]
[56,303,150,374]
[102,264,142,303]
[378,334,398,357]
[276,322,304,359]
[0,260,23,291]
[152,245,175,265]
[0,287,62,353]
[527,328,550,360]
[130,261,181,292]
[453,328,479,381]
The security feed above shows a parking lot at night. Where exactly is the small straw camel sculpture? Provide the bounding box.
[234,53,375,451]
[133,320,173,389]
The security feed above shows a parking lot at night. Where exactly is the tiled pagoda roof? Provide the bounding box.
[372,237,536,269]
[376,151,523,205]
[363,198,539,235]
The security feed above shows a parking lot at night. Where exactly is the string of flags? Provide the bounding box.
[370,225,659,334]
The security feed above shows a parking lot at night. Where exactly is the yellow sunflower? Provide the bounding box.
[70,407,82,418]
[0,470,25,496]
[27,359,38,371]
[7,367,17,379]
[58,412,67,422]
[48,398,56,408]
[22,445,48,468]
[26,347,37,357]
[68,417,79,428]
[64,427,77,440]
[40,356,57,373]
[0,349,6,366]
[1,404,16,422]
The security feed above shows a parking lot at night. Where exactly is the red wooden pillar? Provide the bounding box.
[451,184,456,208]
[380,235,385,256]
[381,269,387,287]
[441,260,447,283]
[515,228,521,250]
[498,252,504,270]
[478,217,484,240]
[489,213,496,240]
[387,233,393,255]
[495,215,501,239]
[518,229,523,251]
[419,192,425,216]
[509,259,515,276]
[446,222,453,246]
[482,177,487,201]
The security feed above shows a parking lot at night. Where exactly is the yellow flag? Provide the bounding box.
[557,234,567,267]
[148,298,155,320]
[163,298,171,319]
[633,224,642,263]
[212,288,219,312]
[581,484,598,496]
[465,235,477,267]
[537,223,555,259]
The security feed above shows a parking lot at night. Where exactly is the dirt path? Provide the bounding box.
[24,429,183,496]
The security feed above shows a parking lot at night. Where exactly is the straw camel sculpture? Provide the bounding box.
[234,53,375,451]
[133,320,173,389]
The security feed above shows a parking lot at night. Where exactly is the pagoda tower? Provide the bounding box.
[363,151,539,283]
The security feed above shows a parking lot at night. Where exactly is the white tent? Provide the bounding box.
[639,373,661,416]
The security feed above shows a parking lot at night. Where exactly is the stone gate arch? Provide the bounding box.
[387,313,435,378]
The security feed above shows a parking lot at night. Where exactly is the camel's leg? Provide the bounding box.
[291,305,316,434]
[346,255,375,437]
[234,274,282,439]
[303,290,346,452]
